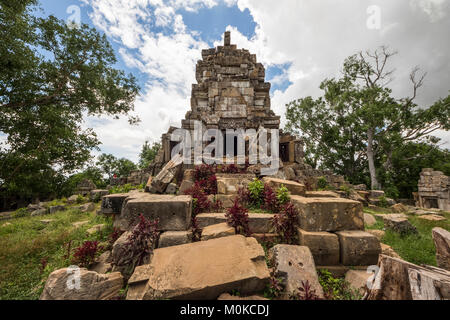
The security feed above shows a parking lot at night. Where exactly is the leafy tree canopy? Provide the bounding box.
[138,141,161,169]
[0,0,140,203]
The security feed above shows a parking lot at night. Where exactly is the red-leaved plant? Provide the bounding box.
[72,241,100,267]
[263,184,279,212]
[292,280,322,300]
[225,199,251,236]
[185,183,211,215]
[271,202,300,244]
[119,215,159,273]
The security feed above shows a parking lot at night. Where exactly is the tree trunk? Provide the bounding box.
[367,128,380,190]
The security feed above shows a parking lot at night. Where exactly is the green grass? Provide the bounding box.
[0,204,113,300]
[363,208,450,266]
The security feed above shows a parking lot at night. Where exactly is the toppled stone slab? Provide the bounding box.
[297,228,340,266]
[126,235,270,300]
[100,193,129,215]
[305,191,339,198]
[262,177,306,196]
[381,243,401,259]
[367,255,450,300]
[150,153,183,194]
[72,221,89,228]
[201,223,235,241]
[31,208,48,217]
[49,205,66,214]
[366,229,385,241]
[196,213,275,233]
[336,231,381,266]
[40,268,123,300]
[381,215,418,235]
[218,293,268,300]
[159,231,192,248]
[217,174,255,195]
[432,227,450,271]
[90,190,109,202]
[291,196,364,232]
[391,203,408,213]
[91,251,113,274]
[78,202,95,213]
[269,245,324,299]
[418,214,446,221]
[114,194,192,232]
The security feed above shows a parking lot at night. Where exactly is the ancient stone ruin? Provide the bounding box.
[416,168,450,211]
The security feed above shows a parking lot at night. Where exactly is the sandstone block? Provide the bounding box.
[297,228,340,266]
[364,213,377,226]
[291,196,364,232]
[196,213,275,233]
[114,194,192,232]
[345,270,372,296]
[126,235,270,300]
[262,177,306,196]
[336,231,381,266]
[201,223,235,241]
[268,245,324,299]
[432,227,450,271]
[101,193,129,215]
[305,191,340,198]
[40,268,123,300]
[216,174,255,195]
[159,231,192,248]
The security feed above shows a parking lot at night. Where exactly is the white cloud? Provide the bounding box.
[82,0,450,160]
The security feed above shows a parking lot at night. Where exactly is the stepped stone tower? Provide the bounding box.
[182,31,280,131]
[153,31,303,169]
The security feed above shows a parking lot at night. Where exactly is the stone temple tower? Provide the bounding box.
[154,31,304,171]
[181,31,280,132]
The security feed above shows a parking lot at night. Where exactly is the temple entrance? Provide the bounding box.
[423,197,439,209]
[280,143,289,163]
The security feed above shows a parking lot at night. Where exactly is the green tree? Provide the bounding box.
[0,1,139,203]
[138,141,161,169]
[286,47,450,190]
[96,153,137,180]
[115,158,137,178]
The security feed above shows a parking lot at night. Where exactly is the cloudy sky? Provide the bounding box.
[38,0,450,162]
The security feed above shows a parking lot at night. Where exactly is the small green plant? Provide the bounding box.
[318,269,362,300]
[264,274,284,299]
[339,185,351,197]
[109,184,135,194]
[248,178,264,206]
[76,194,86,204]
[276,185,290,205]
[378,195,389,208]
[12,208,29,218]
[317,176,328,189]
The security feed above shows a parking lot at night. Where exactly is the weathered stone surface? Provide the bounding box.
[100,193,129,215]
[159,231,192,248]
[291,196,364,232]
[345,270,372,296]
[305,191,339,198]
[72,221,89,228]
[67,195,79,204]
[336,231,381,266]
[370,190,385,198]
[432,227,450,271]
[364,213,377,226]
[126,235,270,300]
[201,223,235,241]
[367,255,450,300]
[217,174,255,195]
[418,214,446,221]
[114,194,192,232]
[391,203,408,213]
[91,251,113,274]
[196,213,275,233]
[31,208,48,217]
[262,177,306,196]
[366,229,385,241]
[269,245,324,299]
[150,154,183,194]
[90,189,109,201]
[40,268,123,300]
[354,184,367,191]
[111,231,132,267]
[165,183,178,195]
[40,219,54,225]
[382,215,418,235]
[78,202,95,213]
[297,228,340,266]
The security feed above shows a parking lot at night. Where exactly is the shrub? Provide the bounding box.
[120,215,159,272]
[76,194,86,204]
[318,269,362,300]
[107,228,124,250]
[196,175,217,195]
[317,176,328,190]
[271,202,300,244]
[220,164,240,174]
[194,164,216,182]
[263,184,279,212]
[264,274,284,299]
[184,183,211,215]
[210,197,224,213]
[12,208,29,218]
[276,185,290,205]
[225,199,251,236]
[236,186,251,207]
[378,195,389,208]
[109,184,134,195]
[291,280,322,300]
[248,178,264,207]
[72,241,100,268]
[339,185,352,197]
